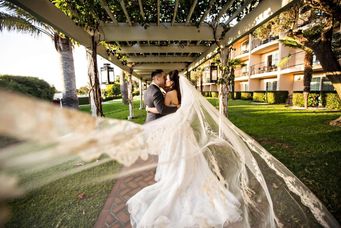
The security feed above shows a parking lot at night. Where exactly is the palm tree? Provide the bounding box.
[280,37,313,109]
[0,1,79,109]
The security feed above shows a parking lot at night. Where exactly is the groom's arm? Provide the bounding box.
[153,90,177,115]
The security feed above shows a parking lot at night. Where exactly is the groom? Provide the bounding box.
[144,69,178,123]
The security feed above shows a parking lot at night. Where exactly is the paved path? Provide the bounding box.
[95,157,157,228]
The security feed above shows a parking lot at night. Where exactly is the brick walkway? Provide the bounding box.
[95,157,157,228]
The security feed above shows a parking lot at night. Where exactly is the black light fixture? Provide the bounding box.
[100,63,115,84]
[210,63,218,83]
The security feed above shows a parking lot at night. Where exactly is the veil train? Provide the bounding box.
[0,75,339,227]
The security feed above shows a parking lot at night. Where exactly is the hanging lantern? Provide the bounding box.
[210,63,218,83]
[100,63,115,84]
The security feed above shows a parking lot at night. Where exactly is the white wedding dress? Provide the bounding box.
[0,75,339,227]
[127,119,242,227]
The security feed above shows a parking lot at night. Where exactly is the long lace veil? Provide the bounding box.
[0,75,339,227]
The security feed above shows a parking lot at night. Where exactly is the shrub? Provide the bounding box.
[102,83,121,99]
[325,93,341,110]
[292,92,321,107]
[78,96,89,105]
[253,91,265,102]
[234,92,241,99]
[292,93,304,107]
[266,91,288,104]
[241,92,253,100]
[211,91,218,98]
[77,86,90,96]
[0,75,55,101]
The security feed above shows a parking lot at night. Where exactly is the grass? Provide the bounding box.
[6,157,120,228]
[5,97,341,226]
[79,98,147,125]
[207,98,341,222]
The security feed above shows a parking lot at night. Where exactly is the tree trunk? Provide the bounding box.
[86,35,103,117]
[127,72,134,120]
[303,51,313,109]
[54,34,79,109]
[308,34,341,99]
[219,47,231,117]
[120,72,128,105]
[200,72,203,94]
[230,68,235,100]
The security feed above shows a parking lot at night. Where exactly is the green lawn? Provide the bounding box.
[5,97,341,226]
[207,98,341,222]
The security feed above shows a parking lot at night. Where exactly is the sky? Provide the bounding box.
[0,30,123,91]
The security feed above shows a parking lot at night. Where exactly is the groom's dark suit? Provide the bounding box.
[144,84,177,123]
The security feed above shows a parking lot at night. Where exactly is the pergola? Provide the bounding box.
[9,0,297,82]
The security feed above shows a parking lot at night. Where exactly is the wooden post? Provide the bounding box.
[127,70,134,120]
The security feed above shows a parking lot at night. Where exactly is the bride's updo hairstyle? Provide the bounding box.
[169,70,181,104]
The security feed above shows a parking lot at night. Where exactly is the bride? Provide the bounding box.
[126,71,339,227]
[127,70,242,227]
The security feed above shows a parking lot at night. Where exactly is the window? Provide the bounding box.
[322,78,334,91]
[241,82,249,91]
[266,81,277,91]
[310,77,321,91]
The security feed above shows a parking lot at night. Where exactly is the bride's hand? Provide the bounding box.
[177,104,181,109]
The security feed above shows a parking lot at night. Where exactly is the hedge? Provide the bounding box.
[293,91,341,109]
[78,96,90,105]
[211,91,218,98]
[253,91,265,102]
[266,91,288,104]
[248,91,289,104]
[325,93,341,110]
[0,75,55,101]
[241,92,253,100]
[234,92,241,99]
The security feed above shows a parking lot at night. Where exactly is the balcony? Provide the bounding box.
[232,48,249,58]
[280,51,322,73]
[234,68,249,77]
[250,62,278,75]
[251,36,279,55]
[251,36,279,50]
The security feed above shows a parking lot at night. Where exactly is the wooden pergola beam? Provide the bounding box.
[215,0,235,23]
[171,0,179,26]
[127,56,195,63]
[138,0,145,19]
[99,0,118,25]
[120,45,207,53]
[119,0,132,26]
[134,63,187,70]
[186,0,198,24]
[157,0,160,26]
[198,0,216,27]
[101,23,223,41]
[224,0,254,25]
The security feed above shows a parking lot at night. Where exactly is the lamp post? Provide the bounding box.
[100,63,114,84]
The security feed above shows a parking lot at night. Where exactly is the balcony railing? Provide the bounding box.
[234,68,248,77]
[250,62,278,75]
[281,51,320,69]
[232,49,249,58]
[251,36,279,50]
